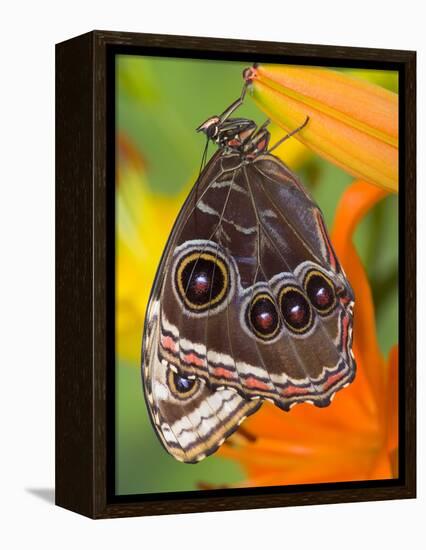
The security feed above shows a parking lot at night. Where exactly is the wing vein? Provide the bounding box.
[250,168,352,383]
[244,165,321,397]
[252,163,323,264]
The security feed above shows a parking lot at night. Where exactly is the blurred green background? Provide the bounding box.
[115,55,398,495]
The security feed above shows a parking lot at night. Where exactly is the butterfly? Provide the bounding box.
[141,67,356,463]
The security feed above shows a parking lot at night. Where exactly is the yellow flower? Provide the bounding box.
[116,133,192,363]
[244,64,398,192]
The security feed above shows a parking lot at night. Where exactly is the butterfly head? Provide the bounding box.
[196,116,221,140]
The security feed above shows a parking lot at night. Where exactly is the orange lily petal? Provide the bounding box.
[245,64,398,192]
[332,180,388,406]
[369,449,394,480]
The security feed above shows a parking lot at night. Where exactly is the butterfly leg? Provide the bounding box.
[242,123,271,158]
[249,118,271,139]
[267,115,310,154]
[240,118,271,146]
[218,82,248,123]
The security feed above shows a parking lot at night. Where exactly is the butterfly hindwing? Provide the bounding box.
[143,296,261,463]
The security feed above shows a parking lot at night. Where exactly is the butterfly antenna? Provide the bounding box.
[198,136,209,177]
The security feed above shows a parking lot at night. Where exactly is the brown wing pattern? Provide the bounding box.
[142,151,355,462]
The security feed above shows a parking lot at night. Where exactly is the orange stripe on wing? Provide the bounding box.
[213,367,235,379]
[323,369,346,391]
[280,367,346,398]
[244,376,271,391]
[281,385,312,397]
[182,353,206,367]
[161,335,178,353]
[340,313,350,353]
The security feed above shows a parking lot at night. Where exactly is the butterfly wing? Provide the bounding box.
[142,152,261,463]
[142,150,355,462]
[236,155,356,409]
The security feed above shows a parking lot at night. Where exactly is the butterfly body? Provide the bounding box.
[142,86,355,463]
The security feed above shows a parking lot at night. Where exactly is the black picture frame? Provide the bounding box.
[56,30,416,519]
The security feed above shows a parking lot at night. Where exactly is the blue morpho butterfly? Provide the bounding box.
[141,66,356,463]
